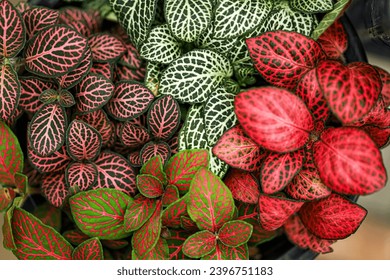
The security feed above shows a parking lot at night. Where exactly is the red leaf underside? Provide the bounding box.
[0,64,20,122]
[137,174,164,198]
[28,144,70,173]
[66,162,98,191]
[41,172,68,207]
[23,7,59,39]
[374,66,390,106]
[140,141,171,164]
[354,98,390,128]
[124,195,157,232]
[120,123,150,148]
[88,33,126,62]
[101,239,129,250]
[223,169,260,204]
[361,125,390,148]
[19,76,54,114]
[317,20,348,60]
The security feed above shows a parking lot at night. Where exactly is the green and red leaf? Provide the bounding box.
[182,230,216,259]
[140,156,167,185]
[137,174,164,198]
[2,205,16,250]
[72,238,104,260]
[0,187,15,211]
[101,239,129,250]
[218,220,253,247]
[124,195,157,232]
[223,169,260,204]
[166,229,191,260]
[162,184,180,206]
[32,202,62,232]
[133,237,169,260]
[162,195,188,228]
[63,229,89,246]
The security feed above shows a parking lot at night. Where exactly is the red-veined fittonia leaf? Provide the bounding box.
[128,151,142,167]
[105,81,154,121]
[140,141,171,164]
[41,172,68,207]
[374,66,390,106]
[0,64,20,122]
[166,230,190,260]
[69,188,132,239]
[90,62,113,80]
[11,208,73,260]
[201,243,248,260]
[258,194,304,231]
[168,133,179,154]
[39,89,57,105]
[94,151,137,196]
[284,215,334,253]
[140,155,167,185]
[133,237,169,260]
[19,76,54,114]
[28,103,67,156]
[218,220,253,247]
[296,68,330,121]
[362,125,390,148]
[165,149,209,194]
[61,7,101,34]
[147,95,181,141]
[23,162,41,188]
[136,174,164,198]
[24,25,88,77]
[2,206,16,249]
[59,9,90,37]
[317,20,347,60]
[246,30,325,89]
[66,120,102,162]
[124,195,157,232]
[299,193,367,239]
[88,33,126,62]
[0,188,15,211]
[162,184,179,206]
[314,127,387,195]
[132,200,162,257]
[15,2,30,14]
[62,229,89,246]
[119,123,150,148]
[182,230,216,259]
[161,195,188,228]
[72,238,104,260]
[213,125,267,172]
[187,168,235,232]
[101,239,129,250]
[0,121,23,185]
[116,64,146,82]
[65,162,98,191]
[0,0,25,57]
[75,73,114,113]
[58,90,75,108]
[353,98,390,128]
[235,87,314,153]
[22,7,59,39]
[33,202,62,232]
[28,144,70,173]
[316,60,382,124]
[14,172,27,194]
[261,149,305,194]
[180,216,198,232]
[223,169,260,204]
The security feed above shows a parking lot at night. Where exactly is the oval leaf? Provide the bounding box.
[72,238,104,260]
[65,162,98,191]
[28,144,70,174]
[0,64,20,122]
[140,141,171,164]
[23,7,59,39]
[140,156,167,185]
[19,76,54,114]
[120,123,150,148]
[161,195,188,228]
[317,19,347,60]
[90,62,113,80]
[223,169,260,204]
[182,230,216,259]
[124,195,157,232]
[88,33,126,62]
[162,184,179,206]
[41,172,68,207]
[218,220,253,247]
[136,174,164,198]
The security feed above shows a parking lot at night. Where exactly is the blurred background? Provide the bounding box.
[1,0,390,260]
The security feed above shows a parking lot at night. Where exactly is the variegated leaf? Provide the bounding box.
[0,188,15,212]
[179,104,208,150]
[90,62,113,81]
[28,144,70,173]
[140,155,167,184]
[208,147,229,178]
[159,49,233,104]
[72,238,104,260]
[19,76,54,114]
[58,90,75,108]
[161,195,188,228]
[41,172,69,207]
[140,141,171,164]
[136,174,164,198]
[290,0,333,14]
[145,61,163,96]
[162,184,179,206]
[120,123,150,148]
[218,220,253,247]
[0,64,20,122]
[133,237,169,260]
[88,33,126,62]
[22,7,59,39]
[223,169,260,204]
[65,162,98,191]
[182,230,216,259]
[124,195,156,232]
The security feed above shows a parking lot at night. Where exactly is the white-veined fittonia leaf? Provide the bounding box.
[208,146,229,178]
[140,24,182,64]
[109,0,158,48]
[65,162,98,191]
[41,172,69,207]
[119,123,151,149]
[28,103,67,157]
[140,141,171,164]
[19,76,55,114]
[0,64,20,122]
[145,61,163,96]
[165,0,213,43]
[66,120,102,162]
[204,87,237,146]
[290,0,333,14]
[105,81,154,121]
[159,49,233,104]
[0,0,25,58]
[22,7,59,39]
[24,25,88,77]
[75,73,114,113]
[88,33,126,63]
[213,0,273,39]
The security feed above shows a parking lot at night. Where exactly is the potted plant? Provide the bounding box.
[0,0,389,260]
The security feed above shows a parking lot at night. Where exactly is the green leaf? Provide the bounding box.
[2,205,16,250]
[213,0,273,39]
[208,147,229,178]
[159,49,233,104]
[162,184,179,206]
[14,172,28,194]
[223,78,241,94]
[132,237,169,260]
[124,195,157,232]
[290,0,333,14]
[0,121,23,185]
[165,0,213,42]
[311,0,351,40]
[72,238,104,260]
[33,202,62,232]
[0,187,15,212]
[69,189,132,239]
[137,174,164,198]
[140,24,182,64]
[162,195,188,228]
[202,242,249,260]
[132,200,162,257]
[11,208,73,259]
[166,229,191,260]
[145,61,163,96]
[109,0,158,48]
[187,168,235,232]
[182,230,216,258]
[140,155,168,184]
[165,149,209,193]
[218,220,253,247]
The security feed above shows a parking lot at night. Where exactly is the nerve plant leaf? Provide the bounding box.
[124,195,157,232]
[140,141,171,164]
[162,195,188,228]
[182,230,216,258]
[375,66,390,106]
[235,87,314,153]
[11,208,73,260]
[140,156,167,185]
[69,189,132,240]
[65,162,98,191]
[28,144,70,173]
[317,20,347,60]
[223,169,260,204]
[41,172,68,207]
[0,0,25,57]
[218,220,253,247]
[19,76,55,114]
[299,193,367,239]
[162,184,179,206]
[88,33,126,62]
[159,49,233,104]
[24,25,88,77]
[2,206,16,250]
[137,174,164,198]
[313,127,387,195]
[0,188,15,212]
[0,64,20,122]
[133,237,169,260]
[72,238,104,260]
[290,0,333,14]
[246,30,325,89]
[120,123,150,148]
[22,7,59,39]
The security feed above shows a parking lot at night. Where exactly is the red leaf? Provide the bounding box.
[316,60,382,124]
[94,151,137,196]
[0,64,20,122]
[140,156,167,185]
[162,195,187,228]
[246,30,325,89]
[23,7,59,39]
[354,98,390,128]
[180,216,198,232]
[72,238,104,260]
[314,127,387,195]
[299,193,367,239]
[133,237,169,260]
[317,20,348,60]
[261,149,305,194]
[218,220,253,247]
[28,143,70,173]
[66,120,102,161]
[124,195,157,232]
[41,172,68,207]
[375,66,390,106]
[25,25,88,77]
[258,194,304,231]
[0,188,15,211]
[223,169,260,204]
[19,76,54,114]
[284,215,334,253]
[65,162,98,191]
[90,62,113,80]
[162,184,179,206]
[88,33,126,62]
[63,229,89,246]
[101,239,129,250]
[235,87,314,153]
[105,81,154,121]
[0,0,25,57]
[137,174,164,198]
[119,123,150,148]
[128,150,142,167]
[140,141,171,164]
[213,125,267,172]
[182,230,216,259]
[361,125,390,148]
